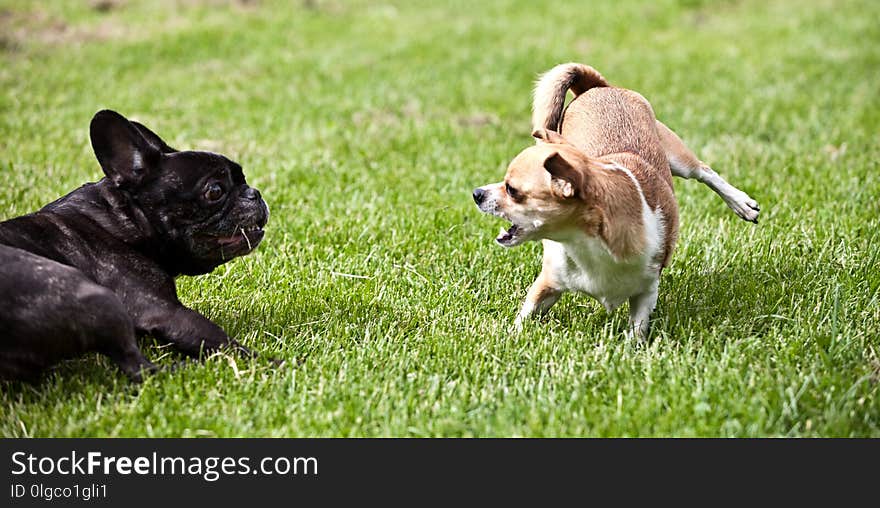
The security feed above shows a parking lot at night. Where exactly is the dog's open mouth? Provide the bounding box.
[496,224,521,246]
[215,225,264,251]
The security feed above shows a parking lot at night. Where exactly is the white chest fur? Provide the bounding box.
[543,203,664,311]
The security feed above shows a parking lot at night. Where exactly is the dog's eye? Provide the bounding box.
[204,183,224,202]
[505,182,518,198]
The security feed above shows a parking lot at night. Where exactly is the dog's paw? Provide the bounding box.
[268,357,288,368]
[724,189,761,223]
[624,326,648,343]
[512,315,526,333]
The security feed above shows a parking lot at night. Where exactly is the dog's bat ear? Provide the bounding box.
[532,128,569,145]
[90,110,162,188]
[544,151,583,199]
[131,121,177,154]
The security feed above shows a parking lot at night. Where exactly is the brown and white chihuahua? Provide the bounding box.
[473,63,759,338]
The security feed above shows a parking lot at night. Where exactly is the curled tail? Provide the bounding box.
[531,63,609,132]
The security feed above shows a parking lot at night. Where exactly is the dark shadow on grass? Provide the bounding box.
[2,338,211,397]
[659,262,802,338]
[518,261,801,341]
[0,355,148,405]
[203,293,412,358]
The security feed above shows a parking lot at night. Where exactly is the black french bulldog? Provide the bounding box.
[0,110,270,383]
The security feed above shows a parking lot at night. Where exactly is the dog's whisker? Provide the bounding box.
[240,226,253,250]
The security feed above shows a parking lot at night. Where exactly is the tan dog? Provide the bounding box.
[473,62,759,338]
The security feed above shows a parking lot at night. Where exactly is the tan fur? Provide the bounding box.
[590,157,652,260]
[528,132,666,262]
[522,271,561,316]
[532,63,609,133]
[477,63,680,339]
[655,120,704,173]
[560,88,669,186]
[498,142,651,259]
[532,62,759,223]
[532,66,679,265]
[600,152,678,267]
[477,62,756,338]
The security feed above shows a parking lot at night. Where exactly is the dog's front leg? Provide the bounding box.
[655,120,760,223]
[627,279,659,341]
[514,272,562,331]
[137,302,254,359]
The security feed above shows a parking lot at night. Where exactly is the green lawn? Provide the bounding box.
[1,0,878,437]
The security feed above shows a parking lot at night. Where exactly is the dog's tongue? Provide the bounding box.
[217,234,241,246]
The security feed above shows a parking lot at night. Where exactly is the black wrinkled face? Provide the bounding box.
[133,151,269,273]
[88,110,270,275]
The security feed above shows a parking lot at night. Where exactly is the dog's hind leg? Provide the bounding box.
[0,245,156,382]
[84,289,158,382]
[655,120,760,223]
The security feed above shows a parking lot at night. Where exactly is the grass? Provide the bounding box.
[1,0,878,437]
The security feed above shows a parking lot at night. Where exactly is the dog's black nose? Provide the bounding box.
[243,187,262,201]
[473,188,487,205]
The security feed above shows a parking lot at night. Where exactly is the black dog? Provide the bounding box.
[0,110,269,382]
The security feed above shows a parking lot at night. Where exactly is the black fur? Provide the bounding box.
[0,110,269,382]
